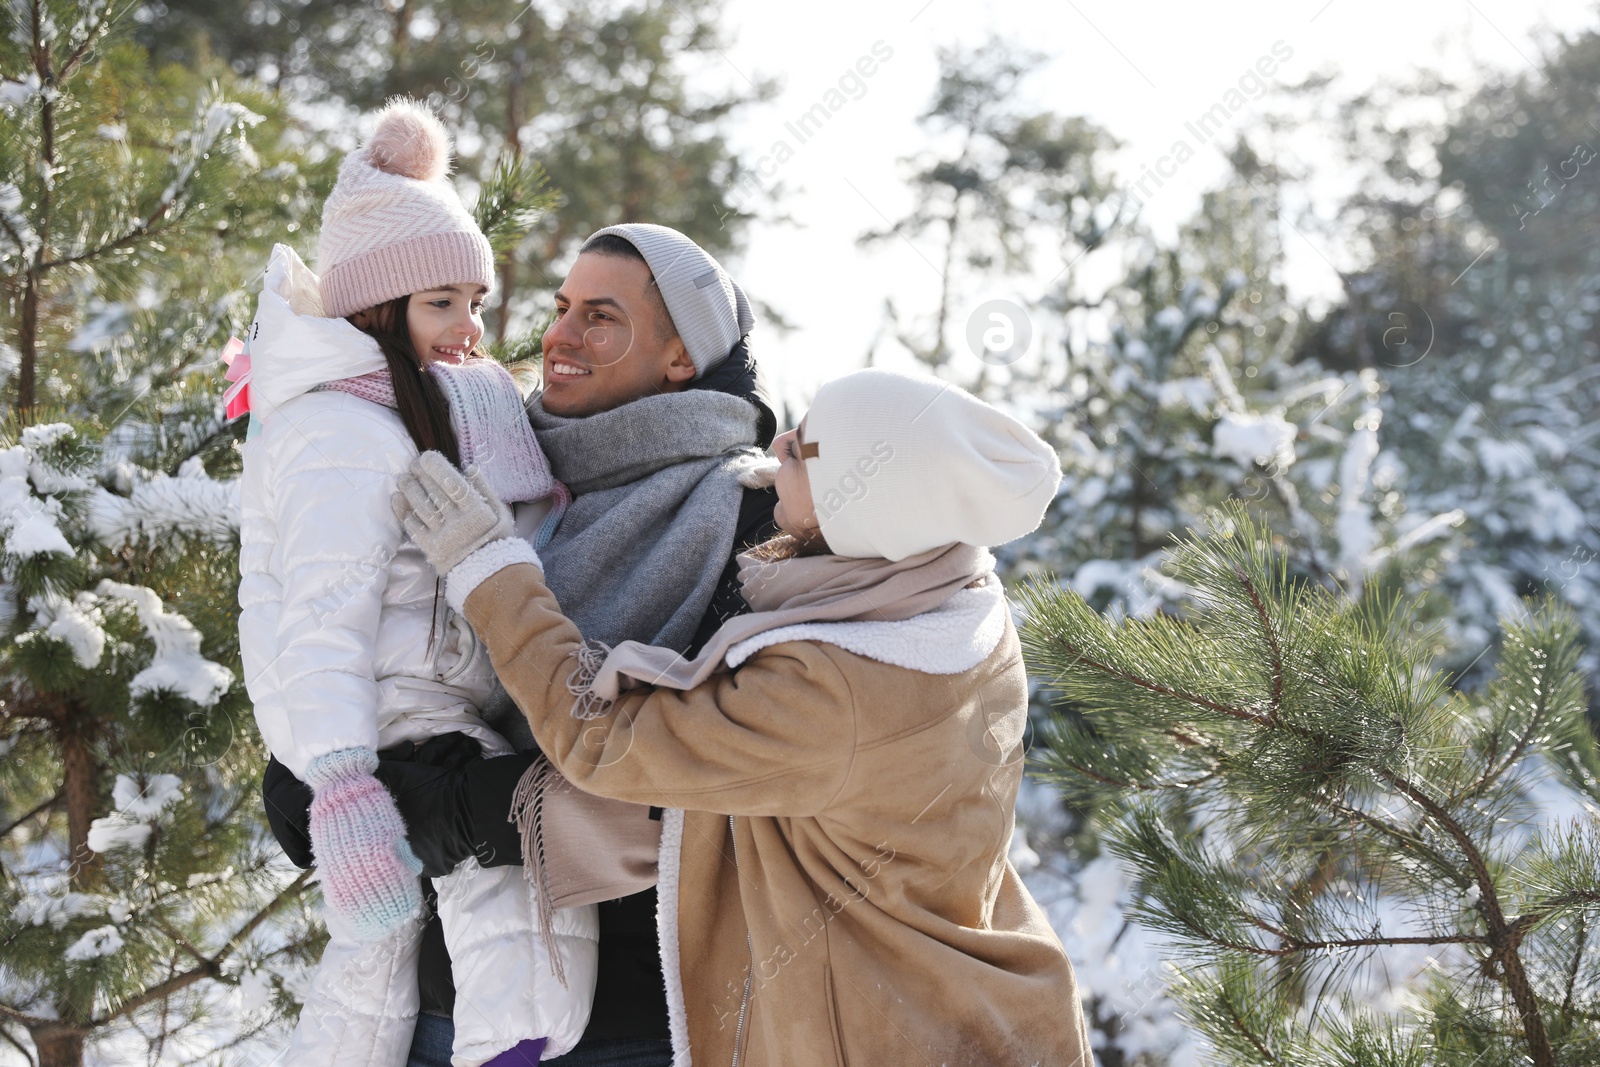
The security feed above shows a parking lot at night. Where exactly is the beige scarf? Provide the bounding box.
[568,541,993,717]
[514,540,992,981]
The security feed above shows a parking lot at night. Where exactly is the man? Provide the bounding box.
[263,223,779,1067]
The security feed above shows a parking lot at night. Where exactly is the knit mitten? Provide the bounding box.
[305,747,425,941]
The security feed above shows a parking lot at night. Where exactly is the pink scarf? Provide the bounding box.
[322,358,568,531]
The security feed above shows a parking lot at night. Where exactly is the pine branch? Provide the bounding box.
[56,1,126,82]
[1325,797,1468,889]
[91,868,313,1027]
[1506,891,1600,943]
[88,960,215,1028]
[1562,915,1587,1027]
[0,1002,57,1029]
[1048,756,1218,793]
[36,204,179,272]
[1451,637,1562,806]
[1043,635,1270,726]
[151,915,212,970]
[1222,993,1281,1064]
[1374,767,1556,1064]
[1198,924,1484,959]
[0,1022,35,1067]
[1234,564,1284,724]
[0,790,60,838]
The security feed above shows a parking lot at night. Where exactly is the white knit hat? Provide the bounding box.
[801,368,1061,561]
[585,223,754,376]
[317,99,496,319]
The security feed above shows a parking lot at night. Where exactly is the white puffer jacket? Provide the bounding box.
[238,245,506,776]
[238,246,597,1064]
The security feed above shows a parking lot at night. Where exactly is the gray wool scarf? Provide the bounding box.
[482,387,770,750]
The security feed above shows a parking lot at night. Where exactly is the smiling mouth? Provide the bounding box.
[432,344,469,363]
[548,359,593,378]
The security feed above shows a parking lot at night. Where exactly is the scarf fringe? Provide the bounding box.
[509,757,569,989]
[567,640,615,721]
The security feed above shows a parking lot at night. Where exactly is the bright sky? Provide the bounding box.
[695,0,1600,417]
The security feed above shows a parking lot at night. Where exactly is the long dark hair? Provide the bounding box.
[356,295,462,466]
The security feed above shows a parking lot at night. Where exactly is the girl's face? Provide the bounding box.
[771,420,822,544]
[407,283,487,365]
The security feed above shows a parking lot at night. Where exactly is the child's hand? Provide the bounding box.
[304,747,425,940]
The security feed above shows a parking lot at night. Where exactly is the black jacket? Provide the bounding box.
[260,346,780,1042]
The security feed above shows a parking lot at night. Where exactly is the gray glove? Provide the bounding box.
[393,451,515,577]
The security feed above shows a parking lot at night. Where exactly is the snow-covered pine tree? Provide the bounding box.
[1007,150,1468,1067]
[0,6,333,1064]
[1022,503,1600,1067]
[1301,31,1600,691]
[1017,141,1463,620]
[860,42,1479,1059]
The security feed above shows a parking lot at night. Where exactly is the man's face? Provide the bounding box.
[539,252,695,417]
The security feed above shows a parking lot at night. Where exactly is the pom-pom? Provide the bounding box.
[364,98,451,182]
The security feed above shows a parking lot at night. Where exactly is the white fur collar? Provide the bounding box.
[724,576,1009,675]
[656,808,692,1066]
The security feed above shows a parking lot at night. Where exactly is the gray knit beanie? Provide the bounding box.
[586,223,754,377]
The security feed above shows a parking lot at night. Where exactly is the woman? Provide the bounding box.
[237,100,593,1066]
[395,367,1094,1065]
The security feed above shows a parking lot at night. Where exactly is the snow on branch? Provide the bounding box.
[38,100,264,272]
[17,590,106,669]
[86,772,185,855]
[96,580,233,707]
[90,458,241,547]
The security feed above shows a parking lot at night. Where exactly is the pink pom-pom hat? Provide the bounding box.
[316,98,495,319]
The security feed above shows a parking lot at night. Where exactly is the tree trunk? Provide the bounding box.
[496,48,525,344]
[32,1025,84,1067]
[390,0,412,75]
[20,0,57,424]
[56,701,100,888]
[18,267,37,419]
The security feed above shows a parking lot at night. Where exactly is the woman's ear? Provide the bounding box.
[663,338,697,385]
[349,308,374,330]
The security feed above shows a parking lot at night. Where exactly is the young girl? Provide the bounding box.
[396,367,1095,1065]
[235,101,593,1067]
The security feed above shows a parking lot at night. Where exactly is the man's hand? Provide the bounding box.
[393,451,515,577]
[261,735,534,881]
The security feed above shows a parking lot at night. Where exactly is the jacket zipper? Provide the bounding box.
[729,813,752,1067]
[435,611,481,685]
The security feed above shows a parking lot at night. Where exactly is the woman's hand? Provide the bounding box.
[392,451,515,577]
